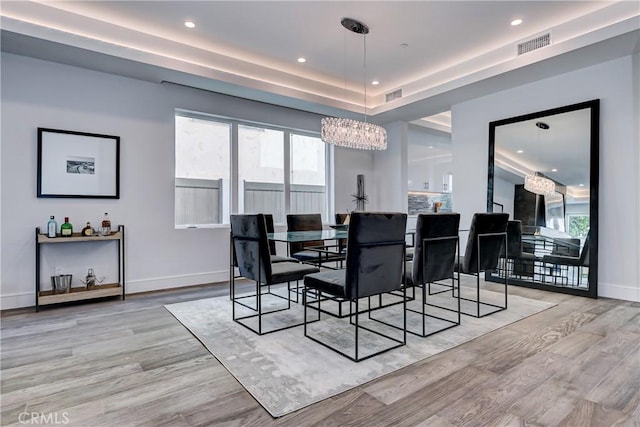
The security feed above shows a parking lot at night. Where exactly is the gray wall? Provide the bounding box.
[451,55,640,302]
[0,52,373,308]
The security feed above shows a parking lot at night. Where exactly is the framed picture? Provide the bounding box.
[37,128,120,198]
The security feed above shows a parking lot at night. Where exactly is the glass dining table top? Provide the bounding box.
[267,228,418,243]
[267,229,348,243]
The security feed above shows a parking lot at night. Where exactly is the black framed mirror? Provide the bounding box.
[487,99,599,298]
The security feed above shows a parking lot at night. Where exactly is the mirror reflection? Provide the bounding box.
[487,100,598,297]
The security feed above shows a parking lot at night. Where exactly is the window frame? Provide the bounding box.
[174,111,232,229]
[174,110,332,228]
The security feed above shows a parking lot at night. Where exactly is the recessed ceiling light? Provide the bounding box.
[184,21,195,28]
[579,183,585,187]
[517,149,524,153]
[511,19,523,26]
[551,168,558,172]
[428,146,434,149]
[297,57,307,63]
[371,80,379,85]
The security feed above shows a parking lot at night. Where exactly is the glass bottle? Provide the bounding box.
[60,217,73,237]
[47,216,57,238]
[101,213,111,234]
[82,222,94,236]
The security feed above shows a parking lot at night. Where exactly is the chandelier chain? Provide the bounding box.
[524,121,555,196]
[320,18,387,150]
[363,33,367,123]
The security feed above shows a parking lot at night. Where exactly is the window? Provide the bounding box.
[175,114,230,226]
[175,112,330,227]
[290,133,327,220]
[238,125,285,223]
[567,214,590,241]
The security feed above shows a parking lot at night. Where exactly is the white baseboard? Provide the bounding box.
[598,282,640,302]
[0,270,231,310]
[0,292,35,311]
[4,274,635,309]
[126,270,230,294]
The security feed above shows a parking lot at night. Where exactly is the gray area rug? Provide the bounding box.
[165,279,555,417]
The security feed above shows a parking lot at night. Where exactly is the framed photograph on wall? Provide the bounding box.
[37,128,120,198]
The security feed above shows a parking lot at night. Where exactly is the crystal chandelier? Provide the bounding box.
[524,121,555,196]
[321,18,387,151]
[524,174,555,196]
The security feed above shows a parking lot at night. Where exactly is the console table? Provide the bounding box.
[34,225,125,311]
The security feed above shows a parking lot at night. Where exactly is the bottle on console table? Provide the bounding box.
[60,217,73,237]
[47,216,57,238]
[101,213,111,234]
[82,222,94,236]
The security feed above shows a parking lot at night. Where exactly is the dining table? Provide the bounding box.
[267,229,348,243]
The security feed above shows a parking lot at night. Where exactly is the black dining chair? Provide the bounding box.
[229,213,297,299]
[402,213,461,337]
[230,214,319,335]
[549,237,581,257]
[264,214,298,263]
[542,231,590,286]
[455,212,509,318]
[335,213,349,253]
[500,220,537,279]
[303,212,407,362]
[287,213,343,266]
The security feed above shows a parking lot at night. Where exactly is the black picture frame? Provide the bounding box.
[37,128,120,199]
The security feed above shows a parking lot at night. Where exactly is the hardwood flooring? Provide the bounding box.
[1,282,638,426]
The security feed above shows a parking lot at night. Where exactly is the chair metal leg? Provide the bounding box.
[458,232,508,318]
[257,280,262,335]
[354,298,359,361]
[231,264,236,319]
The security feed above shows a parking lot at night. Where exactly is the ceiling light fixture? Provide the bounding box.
[511,18,523,26]
[297,57,307,63]
[524,121,555,197]
[321,18,387,151]
[371,80,379,85]
[517,149,524,153]
[525,174,555,196]
[184,21,195,28]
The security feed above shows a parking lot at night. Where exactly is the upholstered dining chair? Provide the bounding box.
[229,213,296,299]
[303,212,407,362]
[550,237,581,257]
[263,214,298,263]
[287,213,343,266]
[542,231,590,286]
[402,213,461,337]
[455,212,509,318]
[500,220,537,279]
[335,213,349,253]
[230,214,319,335]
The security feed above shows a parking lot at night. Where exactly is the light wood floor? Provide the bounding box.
[1,282,638,426]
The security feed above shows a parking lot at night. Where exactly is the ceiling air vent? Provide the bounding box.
[517,33,551,55]
[385,89,403,103]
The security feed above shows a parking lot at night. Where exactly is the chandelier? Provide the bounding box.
[321,18,387,151]
[524,121,555,196]
[524,174,555,196]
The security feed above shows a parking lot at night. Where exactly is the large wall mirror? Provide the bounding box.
[487,99,599,298]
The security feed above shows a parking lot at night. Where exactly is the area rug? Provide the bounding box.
[165,280,555,417]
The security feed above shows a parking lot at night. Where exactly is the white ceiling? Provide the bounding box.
[1,1,639,122]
